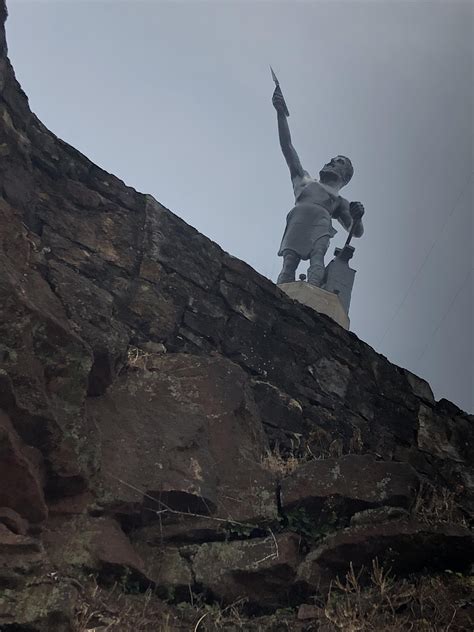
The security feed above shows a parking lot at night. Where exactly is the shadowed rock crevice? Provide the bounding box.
[143,490,218,517]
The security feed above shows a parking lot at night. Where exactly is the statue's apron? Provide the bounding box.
[278,178,339,260]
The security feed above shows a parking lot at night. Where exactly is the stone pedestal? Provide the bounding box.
[278,281,350,330]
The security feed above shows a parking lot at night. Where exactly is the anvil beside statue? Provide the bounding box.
[324,244,356,315]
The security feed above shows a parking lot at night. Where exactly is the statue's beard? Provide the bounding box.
[319,168,340,184]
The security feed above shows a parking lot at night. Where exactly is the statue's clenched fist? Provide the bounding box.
[349,201,365,222]
[272,86,288,116]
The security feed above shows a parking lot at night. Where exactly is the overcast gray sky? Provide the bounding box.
[6,0,473,411]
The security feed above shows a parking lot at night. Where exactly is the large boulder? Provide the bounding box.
[131,541,193,600]
[43,515,149,583]
[297,520,474,591]
[0,199,95,496]
[280,454,420,526]
[192,532,303,607]
[0,523,45,589]
[0,580,78,632]
[0,411,47,524]
[0,507,29,535]
[87,354,278,528]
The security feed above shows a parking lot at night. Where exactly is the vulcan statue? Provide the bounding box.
[271,70,365,287]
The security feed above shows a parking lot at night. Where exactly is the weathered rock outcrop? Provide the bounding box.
[297,520,474,591]
[87,353,277,525]
[280,454,420,521]
[0,1,472,629]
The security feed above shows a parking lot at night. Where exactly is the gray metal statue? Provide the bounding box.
[271,68,365,287]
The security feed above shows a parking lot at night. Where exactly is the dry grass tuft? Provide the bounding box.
[321,560,472,631]
[178,597,249,631]
[305,424,364,461]
[73,567,473,631]
[413,483,467,526]
[324,560,416,631]
[261,446,305,476]
[76,579,180,631]
[76,580,251,631]
[126,346,153,371]
[261,424,366,475]
[126,344,166,371]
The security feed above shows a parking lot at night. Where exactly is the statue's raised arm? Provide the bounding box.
[272,85,305,181]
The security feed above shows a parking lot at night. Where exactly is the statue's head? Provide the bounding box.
[320,155,353,187]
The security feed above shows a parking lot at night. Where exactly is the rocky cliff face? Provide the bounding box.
[0,3,473,630]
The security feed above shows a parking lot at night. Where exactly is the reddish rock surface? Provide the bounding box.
[43,515,148,581]
[0,522,46,591]
[280,454,420,524]
[0,507,28,535]
[87,353,277,525]
[0,0,473,628]
[297,520,474,591]
[192,532,303,607]
[0,411,47,523]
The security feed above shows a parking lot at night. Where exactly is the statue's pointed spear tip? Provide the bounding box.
[270,65,279,86]
[269,65,289,117]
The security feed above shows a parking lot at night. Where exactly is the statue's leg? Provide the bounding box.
[277,249,300,284]
[307,236,330,287]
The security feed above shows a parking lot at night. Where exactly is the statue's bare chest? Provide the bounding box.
[293,176,340,215]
